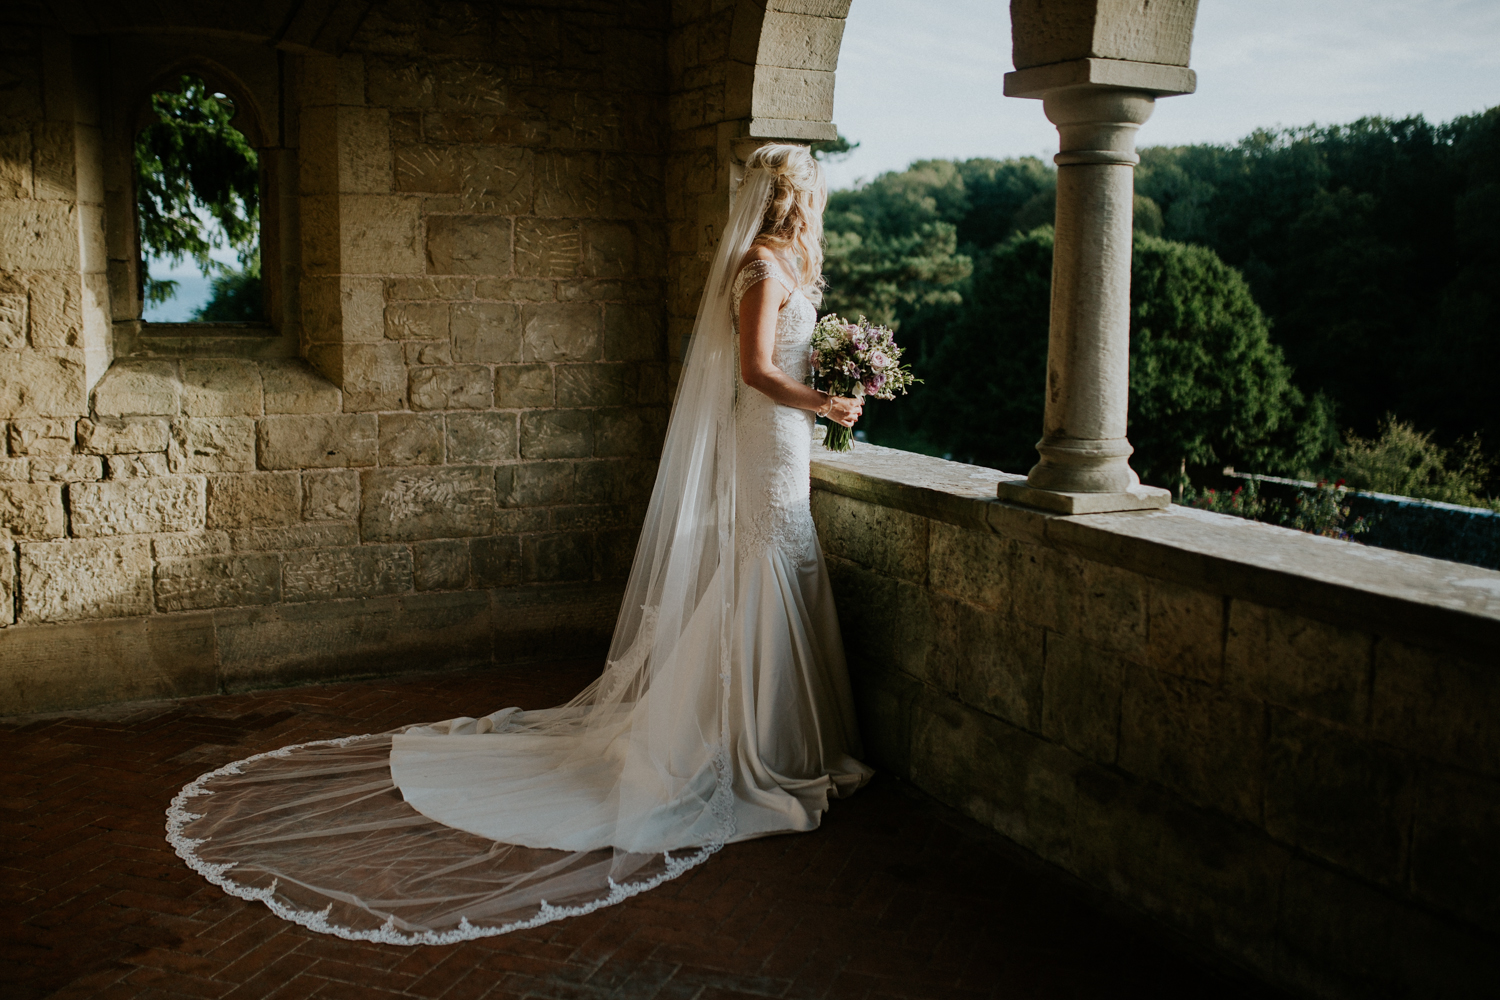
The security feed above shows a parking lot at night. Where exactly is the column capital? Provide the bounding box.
[1003,57,1196,101]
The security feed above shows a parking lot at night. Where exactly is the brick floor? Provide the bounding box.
[2,662,1278,1000]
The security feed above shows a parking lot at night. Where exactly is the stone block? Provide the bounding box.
[345,343,411,412]
[583,221,637,278]
[1410,766,1500,934]
[76,417,169,455]
[574,458,655,505]
[535,152,600,217]
[69,477,206,537]
[496,365,554,408]
[282,545,413,602]
[7,418,71,457]
[1145,578,1224,682]
[26,273,83,351]
[338,106,392,194]
[405,341,452,366]
[0,613,218,715]
[395,144,462,193]
[91,360,179,416]
[426,215,511,275]
[260,360,342,414]
[385,302,450,341]
[0,458,25,481]
[0,483,66,539]
[303,470,360,521]
[460,146,534,215]
[155,553,281,612]
[929,521,1012,610]
[522,303,602,362]
[229,523,359,553]
[1265,709,1413,885]
[452,303,522,363]
[361,466,498,541]
[214,591,496,690]
[1012,542,1084,632]
[29,456,101,482]
[0,202,78,272]
[507,461,575,506]
[1371,638,1500,778]
[523,532,593,583]
[520,410,593,460]
[179,359,263,416]
[470,535,522,587]
[379,413,445,466]
[1225,601,1371,727]
[342,195,423,275]
[169,418,257,474]
[153,532,231,559]
[603,304,664,361]
[206,473,302,529]
[18,538,153,622]
[555,364,637,407]
[1076,561,1148,657]
[0,350,87,418]
[515,218,582,277]
[1041,630,1122,766]
[591,407,664,458]
[414,539,470,591]
[106,453,169,479]
[257,414,379,469]
[446,412,518,463]
[1276,855,1495,999]
[409,366,493,410]
[0,537,12,624]
[474,278,553,302]
[808,491,928,584]
[943,601,1047,732]
[1118,663,1264,823]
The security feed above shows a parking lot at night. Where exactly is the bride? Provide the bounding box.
[168,144,874,943]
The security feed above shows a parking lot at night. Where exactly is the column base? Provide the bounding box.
[995,480,1171,515]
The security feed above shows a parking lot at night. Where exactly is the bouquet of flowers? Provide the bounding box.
[808,314,919,452]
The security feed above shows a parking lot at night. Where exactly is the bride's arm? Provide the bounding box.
[738,277,862,427]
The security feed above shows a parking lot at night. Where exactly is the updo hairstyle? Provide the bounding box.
[745,144,827,305]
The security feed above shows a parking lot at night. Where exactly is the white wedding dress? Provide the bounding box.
[167,169,872,944]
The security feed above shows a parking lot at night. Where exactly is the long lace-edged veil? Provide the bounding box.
[166,166,779,943]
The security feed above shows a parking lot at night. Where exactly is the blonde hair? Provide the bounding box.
[745,144,827,305]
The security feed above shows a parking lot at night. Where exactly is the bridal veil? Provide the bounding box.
[167,166,790,943]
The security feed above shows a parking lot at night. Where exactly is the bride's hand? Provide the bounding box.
[823,395,862,427]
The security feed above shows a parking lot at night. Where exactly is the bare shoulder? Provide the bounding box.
[738,244,779,273]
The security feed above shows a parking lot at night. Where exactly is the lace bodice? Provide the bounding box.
[731,259,818,557]
[731,259,817,381]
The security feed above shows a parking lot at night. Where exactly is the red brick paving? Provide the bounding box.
[2,662,1277,999]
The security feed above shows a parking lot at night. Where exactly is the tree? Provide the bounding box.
[134,74,261,313]
[1135,109,1500,484]
[915,228,1332,485]
[194,258,265,322]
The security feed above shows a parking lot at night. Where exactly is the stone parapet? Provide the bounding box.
[810,441,1500,1000]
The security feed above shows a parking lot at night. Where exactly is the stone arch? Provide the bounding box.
[665,0,852,366]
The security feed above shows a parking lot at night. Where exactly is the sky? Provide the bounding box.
[822,0,1500,190]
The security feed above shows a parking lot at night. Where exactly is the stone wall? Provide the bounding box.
[810,442,1500,1000]
[0,1,682,713]
[0,1,857,716]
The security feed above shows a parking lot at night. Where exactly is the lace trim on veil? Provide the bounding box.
[165,166,781,944]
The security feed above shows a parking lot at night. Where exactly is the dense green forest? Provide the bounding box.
[818,108,1500,500]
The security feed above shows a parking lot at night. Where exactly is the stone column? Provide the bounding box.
[995,0,1199,515]
[1028,86,1154,496]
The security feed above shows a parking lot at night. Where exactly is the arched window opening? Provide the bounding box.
[134,74,263,323]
